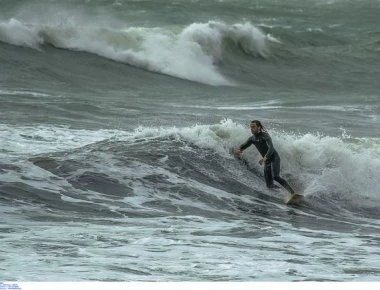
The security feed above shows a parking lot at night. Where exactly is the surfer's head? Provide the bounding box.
[250,120,265,135]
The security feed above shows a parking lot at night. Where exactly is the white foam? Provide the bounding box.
[275,132,380,202]
[0,124,123,157]
[0,18,41,49]
[0,89,51,97]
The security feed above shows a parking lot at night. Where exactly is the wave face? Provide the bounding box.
[1,120,379,218]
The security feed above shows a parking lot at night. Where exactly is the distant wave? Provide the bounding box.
[0,16,275,85]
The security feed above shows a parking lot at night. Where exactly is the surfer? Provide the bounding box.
[235,120,295,194]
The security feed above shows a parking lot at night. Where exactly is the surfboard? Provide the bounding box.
[285,193,303,205]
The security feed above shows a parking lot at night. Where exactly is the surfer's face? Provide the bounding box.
[250,123,260,135]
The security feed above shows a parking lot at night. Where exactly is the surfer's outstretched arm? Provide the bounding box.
[235,137,253,155]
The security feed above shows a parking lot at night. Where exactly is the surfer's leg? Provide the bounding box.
[264,162,274,188]
[272,155,295,194]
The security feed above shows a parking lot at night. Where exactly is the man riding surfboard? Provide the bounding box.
[235,120,295,195]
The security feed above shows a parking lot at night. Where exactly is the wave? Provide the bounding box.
[2,120,380,212]
[129,120,380,204]
[2,1,379,95]
[0,15,274,85]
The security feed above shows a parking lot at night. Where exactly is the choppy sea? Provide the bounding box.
[1,0,379,281]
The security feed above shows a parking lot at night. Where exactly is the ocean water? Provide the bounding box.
[1,0,380,281]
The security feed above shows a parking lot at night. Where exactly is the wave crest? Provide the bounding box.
[0,16,273,85]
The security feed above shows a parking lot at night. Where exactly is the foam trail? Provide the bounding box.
[0,124,124,157]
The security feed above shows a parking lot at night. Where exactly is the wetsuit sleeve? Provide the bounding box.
[239,137,253,151]
[262,132,274,158]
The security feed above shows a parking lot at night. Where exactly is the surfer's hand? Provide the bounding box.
[259,157,267,165]
[234,149,242,156]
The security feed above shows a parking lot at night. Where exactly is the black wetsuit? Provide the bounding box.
[239,131,294,194]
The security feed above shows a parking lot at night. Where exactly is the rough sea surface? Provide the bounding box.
[1,0,379,281]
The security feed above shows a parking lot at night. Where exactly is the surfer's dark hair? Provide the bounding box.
[251,120,267,132]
